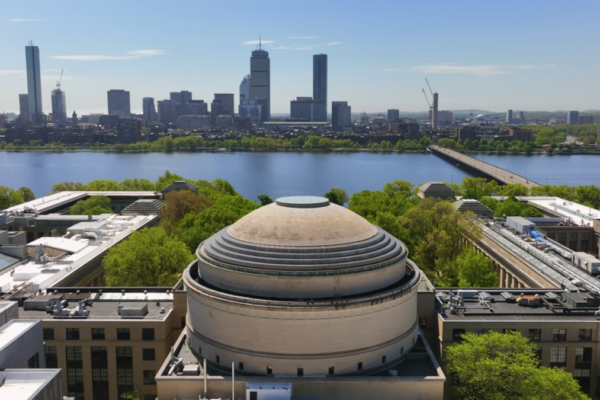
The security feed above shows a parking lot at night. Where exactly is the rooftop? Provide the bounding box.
[0,369,61,400]
[0,320,38,350]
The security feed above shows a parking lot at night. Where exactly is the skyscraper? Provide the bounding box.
[239,75,261,119]
[250,41,270,123]
[25,43,43,123]
[170,91,192,117]
[567,111,579,125]
[240,75,251,104]
[506,110,513,123]
[157,100,178,125]
[18,94,29,123]
[313,54,327,104]
[214,94,235,116]
[387,109,400,122]
[107,90,131,117]
[51,88,67,123]
[332,101,351,129]
[142,97,157,126]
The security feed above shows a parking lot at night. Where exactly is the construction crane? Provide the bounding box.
[425,77,439,128]
[422,89,432,110]
[56,69,64,90]
[425,78,435,97]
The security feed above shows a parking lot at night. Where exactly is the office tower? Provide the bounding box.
[25,42,43,123]
[157,100,178,125]
[290,97,326,122]
[211,100,223,126]
[387,109,400,122]
[567,111,579,125]
[506,109,513,123]
[170,91,192,117]
[313,54,327,104]
[332,101,351,129]
[142,98,157,126]
[240,75,251,104]
[214,94,235,116]
[51,88,67,123]
[107,90,131,117]
[185,100,208,116]
[18,94,30,122]
[250,41,270,122]
[239,75,261,119]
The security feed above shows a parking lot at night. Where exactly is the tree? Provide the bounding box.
[460,177,498,199]
[445,331,589,400]
[51,181,85,194]
[18,187,35,202]
[0,186,25,209]
[70,196,113,215]
[456,248,497,287]
[83,179,122,191]
[160,191,212,229]
[103,227,194,287]
[257,194,273,205]
[325,188,349,206]
[497,183,529,197]
[155,170,185,191]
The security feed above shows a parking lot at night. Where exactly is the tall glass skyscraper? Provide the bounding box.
[250,41,270,123]
[142,97,157,125]
[51,89,67,123]
[25,43,43,123]
[313,54,327,104]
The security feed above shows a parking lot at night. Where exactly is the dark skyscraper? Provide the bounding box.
[143,97,157,125]
[313,54,327,104]
[25,42,43,123]
[51,88,67,123]
[250,40,270,123]
[332,101,351,129]
[214,94,235,116]
[107,90,131,117]
[18,94,29,123]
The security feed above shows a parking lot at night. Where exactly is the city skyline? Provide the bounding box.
[1,0,600,115]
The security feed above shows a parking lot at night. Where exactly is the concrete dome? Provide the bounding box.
[227,197,378,247]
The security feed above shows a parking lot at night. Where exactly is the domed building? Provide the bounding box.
[184,196,422,376]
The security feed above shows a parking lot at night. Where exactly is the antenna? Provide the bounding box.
[259,34,262,50]
[56,69,64,90]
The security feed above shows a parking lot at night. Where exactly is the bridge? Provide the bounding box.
[429,145,540,188]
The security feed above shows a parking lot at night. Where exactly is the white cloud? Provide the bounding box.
[0,70,25,76]
[9,18,45,22]
[242,40,275,46]
[389,64,556,75]
[273,44,318,51]
[288,36,318,40]
[327,42,342,46]
[49,50,165,61]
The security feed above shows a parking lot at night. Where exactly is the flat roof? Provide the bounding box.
[494,196,600,226]
[0,253,20,273]
[0,320,38,350]
[0,369,61,399]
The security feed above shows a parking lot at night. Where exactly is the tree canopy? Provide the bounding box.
[0,185,29,209]
[257,194,273,205]
[70,196,113,215]
[456,248,497,287]
[102,227,194,287]
[160,191,212,230]
[325,188,349,206]
[445,331,589,400]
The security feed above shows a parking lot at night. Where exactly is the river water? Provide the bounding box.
[0,151,598,200]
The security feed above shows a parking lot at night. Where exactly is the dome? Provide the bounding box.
[227,196,378,247]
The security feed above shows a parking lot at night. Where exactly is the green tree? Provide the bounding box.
[83,179,123,191]
[103,227,193,286]
[445,331,589,400]
[70,196,113,215]
[456,248,497,287]
[155,170,185,191]
[18,187,35,202]
[460,177,498,199]
[325,188,349,206]
[497,183,529,197]
[120,178,156,191]
[0,186,25,209]
[50,181,85,194]
[257,194,274,205]
[160,191,212,230]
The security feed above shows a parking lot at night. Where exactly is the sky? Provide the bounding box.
[1,0,599,115]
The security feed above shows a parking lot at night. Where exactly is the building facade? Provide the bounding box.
[313,54,327,108]
[51,89,67,123]
[25,43,43,123]
[568,111,580,125]
[185,100,208,116]
[387,109,400,122]
[332,101,351,129]
[250,45,270,123]
[107,90,131,118]
[142,97,157,126]
[19,93,30,123]
[157,100,178,125]
[290,97,326,122]
[213,94,235,116]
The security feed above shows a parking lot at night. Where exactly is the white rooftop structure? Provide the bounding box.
[0,320,36,351]
[524,197,600,227]
[0,214,157,293]
[0,369,62,400]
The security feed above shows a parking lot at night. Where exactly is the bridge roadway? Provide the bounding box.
[430,145,540,188]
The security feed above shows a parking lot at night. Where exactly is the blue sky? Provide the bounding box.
[1,0,599,115]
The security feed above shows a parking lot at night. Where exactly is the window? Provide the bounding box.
[116,347,133,369]
[557,232,567,245]
[66,346,82,361]
[92,369,109,382]
[453,329,466,341]
[66,328,80,340]
[43,328,54,340]
[143,370,156,385]
[401,347,404,356]
[579,329,592,341]
[328,367,334,375]
[117,368,134,385]
[67,369,84,385]
[91,328,105,340]
[266,367,272,375]
[297,368,304,377]
[143,348,156,361]
[28,353,39,368]
[68,392,84,400]
[569,233,578,249]
[382,355,386,364]
[117,328,130,340]
[91,347,108,368]
[550,347,567,367]
[45,346,58,368]
[142,328,155,341]
[216,355,220,364]
[357,362,363,371]
[552,329,567,341]
[528,329,541,341]
[239,362,244,371]
[477,329,488,335]
[419,317,427,328]
[575,348,593,364]
[116,346,133,358]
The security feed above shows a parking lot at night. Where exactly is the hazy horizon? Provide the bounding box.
[1,0,599,115]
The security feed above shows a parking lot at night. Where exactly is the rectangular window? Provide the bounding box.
[142,328,155,341]
[92,368,109,382]
[573,369,591,377]
[91,328,105,340]
[143,348,156,361]
[297,368,304,377]
[453,329,466,341]
[116,346,133,369]
[328,367,334,375]
[419,317,427,328]
[579,329,592,341]
[43,328,54,340]
[117,328,130,340]
[382,355,386,364]
[357,362,363,371]
[45,346,58,368]
[239,362,244,371]
[528,329,541,341]
[552,329,567,341]
[91,347,108,369]
[66,328,80,340]
[216,355,220,364]
[117,368,134,385]
[575,347,593,363]
[66,346,82,361]
[266,367,272,375]
[67,369,84,385]
[550,347,567,367]
[143,370,156,385]
[477,329,488,335]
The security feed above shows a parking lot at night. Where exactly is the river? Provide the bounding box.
[0,151,598,200]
